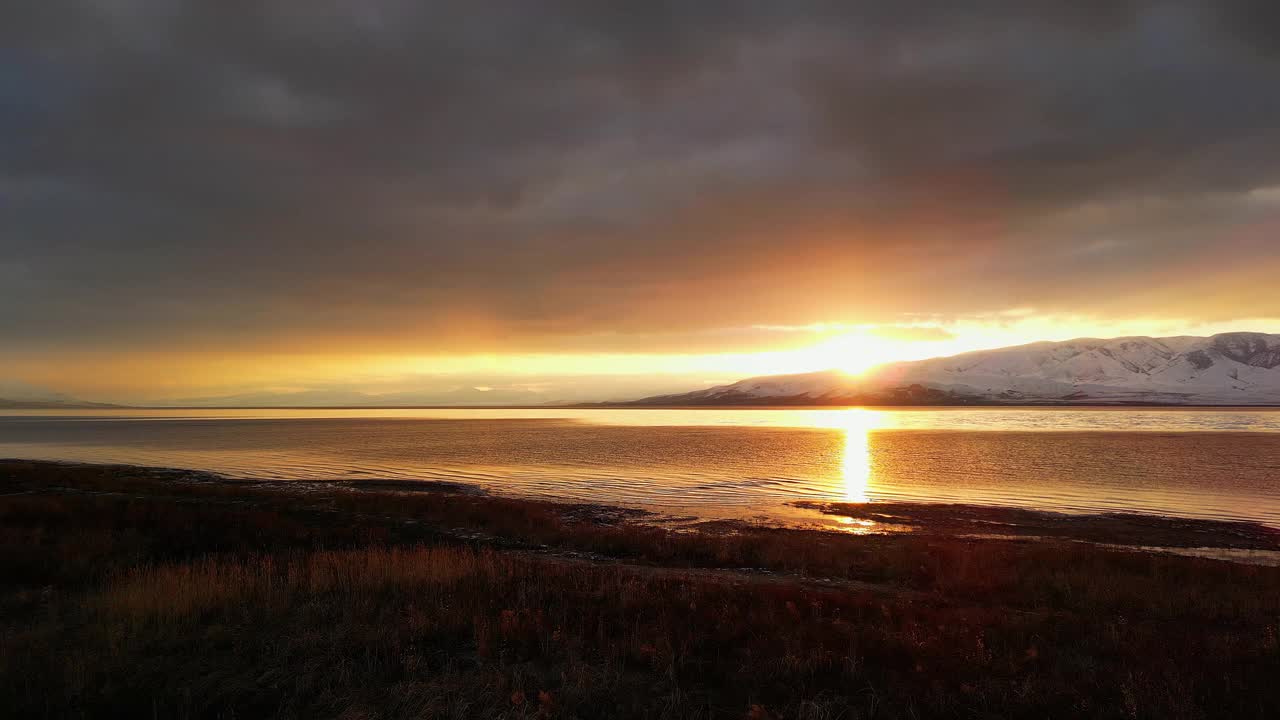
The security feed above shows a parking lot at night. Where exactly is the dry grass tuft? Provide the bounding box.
[100,546,497,620]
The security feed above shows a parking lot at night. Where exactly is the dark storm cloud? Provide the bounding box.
[3,1,1280,352]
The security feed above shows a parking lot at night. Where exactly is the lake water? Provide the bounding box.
[3,407,1279,528]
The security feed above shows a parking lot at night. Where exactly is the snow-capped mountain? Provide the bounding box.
[630,332,1280,406]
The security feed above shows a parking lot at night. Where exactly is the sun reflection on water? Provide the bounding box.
[837,409,883,504]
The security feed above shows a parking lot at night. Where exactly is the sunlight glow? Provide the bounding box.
[19,314,1280,403]
[836,409,884,503]
[805,333,901,376]
[732,315,1280,380]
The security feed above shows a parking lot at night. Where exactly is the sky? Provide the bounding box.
[3,1,1280,404]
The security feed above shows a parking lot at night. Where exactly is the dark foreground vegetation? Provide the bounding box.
[3,460,1279,719]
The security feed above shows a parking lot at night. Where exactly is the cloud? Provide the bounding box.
[2,0,1280,362]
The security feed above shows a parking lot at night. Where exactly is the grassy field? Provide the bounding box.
[3,460,1279,718]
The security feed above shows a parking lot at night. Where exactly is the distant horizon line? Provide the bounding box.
[15,403,1280,411]
[10,329,1280,408]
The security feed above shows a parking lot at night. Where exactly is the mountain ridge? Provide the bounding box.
[0,380,119,409]
[626,332,1280,406]
[0,399,121,410]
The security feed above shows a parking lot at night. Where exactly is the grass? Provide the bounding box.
[3,460,1280,718]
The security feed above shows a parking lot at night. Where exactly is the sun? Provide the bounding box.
[805,332,901,376]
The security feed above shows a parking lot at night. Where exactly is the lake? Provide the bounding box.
[3,407,1279,527]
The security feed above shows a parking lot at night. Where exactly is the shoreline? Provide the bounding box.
[5,457,1279,558]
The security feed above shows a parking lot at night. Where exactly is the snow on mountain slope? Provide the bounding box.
[638,370,853,405]
[630,332,1280,405]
